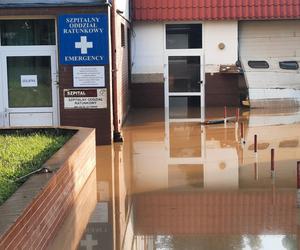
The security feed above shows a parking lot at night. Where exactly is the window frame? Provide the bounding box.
[121,23,125,48]
[248,60,270,69]
[0,18,56,46]
[279,61,299,70]
[164,22,204,51]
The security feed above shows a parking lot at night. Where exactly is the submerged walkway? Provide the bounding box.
[49,107,300,250]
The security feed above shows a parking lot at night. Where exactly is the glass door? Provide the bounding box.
[164,52,205,122]
[2,49,58,127]
[164,52,206,165]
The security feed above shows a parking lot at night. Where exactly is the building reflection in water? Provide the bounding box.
[50,108,300,250]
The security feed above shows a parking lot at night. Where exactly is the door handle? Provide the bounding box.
[197,81,203,84]
[4,108,8,118]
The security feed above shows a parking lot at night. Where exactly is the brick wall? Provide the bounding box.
[131,82,165,108]
[59,65,112,145]
[57,7,113,145]
[130,73,241,108]
[205,73,241,107]
[0,127,96,249]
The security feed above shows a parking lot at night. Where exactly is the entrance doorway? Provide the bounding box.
[164,23,205,122]
[0,19,58,127]
[164,52,205,121]
[1,50,58,127]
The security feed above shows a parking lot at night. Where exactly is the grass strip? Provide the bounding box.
[0,129,74,205]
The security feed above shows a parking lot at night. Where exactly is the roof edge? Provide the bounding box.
[0,0,111,9]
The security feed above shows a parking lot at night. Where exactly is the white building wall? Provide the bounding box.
[132,22,165,74]
[204,21,238,72]
[239,20,300,107]
[115,0,130,20]
[204,148,239,190]
[131,21,238,75]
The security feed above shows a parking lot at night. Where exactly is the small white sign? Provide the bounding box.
[73,66,105,87]
[98,181,110,202]
[89,202,109,223]
[64,88,107,109]
[21,75,38,87]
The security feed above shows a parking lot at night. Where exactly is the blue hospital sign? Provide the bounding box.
[59,14,109,65]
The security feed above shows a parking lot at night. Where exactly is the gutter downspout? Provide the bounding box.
[110,0,123,142]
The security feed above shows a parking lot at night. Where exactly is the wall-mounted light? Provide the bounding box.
[218,42,225,50]
[219,161,227,170]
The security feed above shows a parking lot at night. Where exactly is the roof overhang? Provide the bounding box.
[0,0,111,8]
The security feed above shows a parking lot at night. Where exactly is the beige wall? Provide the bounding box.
[114,10,131,127]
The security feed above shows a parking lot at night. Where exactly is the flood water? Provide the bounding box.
[48,107,300,250]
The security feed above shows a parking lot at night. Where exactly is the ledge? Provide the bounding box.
[0,127,96,249]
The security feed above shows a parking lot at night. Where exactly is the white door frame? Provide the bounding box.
[0,51,4,127]
[164,118,207,165]
[1,46,58,127]
[164,49,205,122]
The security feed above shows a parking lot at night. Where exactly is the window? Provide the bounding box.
[121,23,125,47]
[279,61,299,70]
[169,56,201,92]
[169,96,201,119]
[7,56,52,108]
[166,24,202,49]
[248,61,269,69]
[0,19,55,46]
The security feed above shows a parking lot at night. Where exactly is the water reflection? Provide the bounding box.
[47,169,97,250]
[141,235,297,250]
[78,146,115,250]
[50,107,300,250]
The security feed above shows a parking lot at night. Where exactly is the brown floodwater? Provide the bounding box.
[48,107,300,250]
